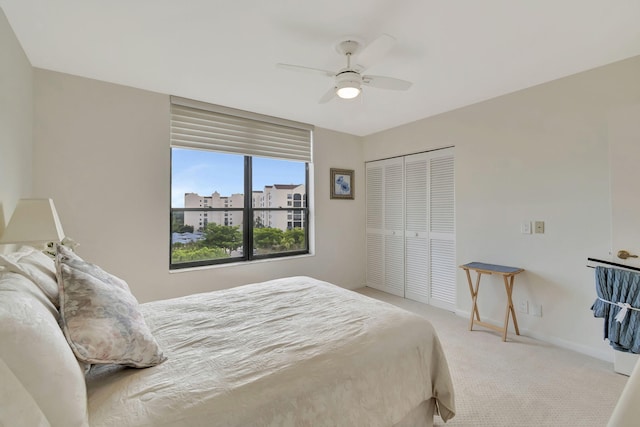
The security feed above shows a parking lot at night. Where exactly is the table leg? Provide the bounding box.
[466,269,482,331]
[473,272,482,322]
[502,274,520,341]
[464,269,475,330]
[508,275,520,335]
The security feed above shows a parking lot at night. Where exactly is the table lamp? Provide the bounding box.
[0,199,65,249]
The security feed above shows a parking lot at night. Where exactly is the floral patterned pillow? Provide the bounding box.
[55,245,166,368]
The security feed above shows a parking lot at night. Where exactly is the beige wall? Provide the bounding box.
[0,8,33,234]
[32,69,366,302]
[363,56,640,360]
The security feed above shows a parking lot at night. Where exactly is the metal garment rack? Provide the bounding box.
[587,257,640,273]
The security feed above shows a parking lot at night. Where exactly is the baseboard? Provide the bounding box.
[454,309,613,363]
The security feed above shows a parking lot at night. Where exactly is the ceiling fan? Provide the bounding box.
[277,34,412,103]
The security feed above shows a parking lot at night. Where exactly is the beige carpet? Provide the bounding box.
[356,287,628,427]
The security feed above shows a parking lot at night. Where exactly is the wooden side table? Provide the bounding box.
[460,262,525,341]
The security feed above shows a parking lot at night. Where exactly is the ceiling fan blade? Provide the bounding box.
[276,63,334,77]
[362,75,412,91]
[355,34,396,71]
[318,86,336,104]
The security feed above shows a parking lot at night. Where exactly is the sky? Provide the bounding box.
[171,148,306,207]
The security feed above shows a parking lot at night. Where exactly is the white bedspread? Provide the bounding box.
[87,276,455,426]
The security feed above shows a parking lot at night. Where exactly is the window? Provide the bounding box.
[169,97,313,269]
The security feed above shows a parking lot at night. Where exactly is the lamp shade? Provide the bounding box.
[0,199,65,244]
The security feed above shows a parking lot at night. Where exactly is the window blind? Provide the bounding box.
[170,96,313,162]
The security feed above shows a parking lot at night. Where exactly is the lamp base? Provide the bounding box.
[44,237,78,258]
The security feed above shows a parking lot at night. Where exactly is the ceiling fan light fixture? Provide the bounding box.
[335,71,362,99]
[336,81,361,99]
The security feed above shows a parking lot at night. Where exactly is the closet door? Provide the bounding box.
[428,151,456,310]
[404,153,430,303]
[366,163,384,291]
[403,148,455,309]
[366,149,454,307]
[365,158,404,297]
[383,158,405,297]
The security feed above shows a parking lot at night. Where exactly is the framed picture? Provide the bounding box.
[330,168,354,199]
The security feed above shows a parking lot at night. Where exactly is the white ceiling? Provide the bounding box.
[2,0,640,136]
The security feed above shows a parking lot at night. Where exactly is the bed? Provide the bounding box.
[0,245,455,427]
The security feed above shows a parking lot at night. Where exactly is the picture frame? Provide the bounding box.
[330,168,354,200]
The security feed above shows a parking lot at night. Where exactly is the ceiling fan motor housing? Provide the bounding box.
[336,70,362,85]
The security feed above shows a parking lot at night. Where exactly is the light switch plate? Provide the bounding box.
[534,221,545,234]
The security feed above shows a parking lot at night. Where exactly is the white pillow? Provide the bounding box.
[0,245,59,307]
[0,358,51,427]
[56,245,166,368]
[0,271,89,427]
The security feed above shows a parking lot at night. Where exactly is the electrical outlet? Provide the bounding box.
[531,304,542,317]
[521,221,532,234]
[518,300,529,314]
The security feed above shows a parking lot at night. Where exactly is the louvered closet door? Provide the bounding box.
[366,158,404,297]
[404,154,430,303]
[428,152,456,311]
[367,150,454,306]
[404,148,455,309]
[383,158,405,297]
[366,164,384,291]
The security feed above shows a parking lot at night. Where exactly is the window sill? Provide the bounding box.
[168,252,315,274]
